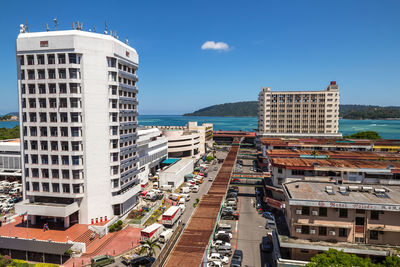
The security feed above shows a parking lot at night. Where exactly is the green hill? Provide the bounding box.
[183,101,258,117]
[184,103,400,119]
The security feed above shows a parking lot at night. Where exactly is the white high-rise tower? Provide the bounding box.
[15,29,140,226]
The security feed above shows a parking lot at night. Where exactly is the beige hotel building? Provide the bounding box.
[258,81,341,138]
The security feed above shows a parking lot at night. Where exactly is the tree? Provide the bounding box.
[381,255,400,267]
[206,156,214,162]
[306,249,374,267]
[344,131,381,140]
[139,239,161,257]
[193,198,200,208]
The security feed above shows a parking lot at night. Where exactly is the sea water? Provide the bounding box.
[1,116,399,139]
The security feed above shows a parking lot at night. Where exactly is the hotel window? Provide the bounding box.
[319,226,327,236]
[48,69,56,79]
[39,98,47,108]
[51,155,59,165]
[301,226,310,234]
[58,53,66,64]
[27,55,34,65]
[370,230,379,240]
[47,54,55,64]
[32,169,39,178]
[70,83,80,94]
[301,206,310,215]
[47,84,55,94]
[59,83,67,93]
[62,184,70,193]
[52,183,60,192]
[69,53,78,64]
[61,156,69,165]
[42,182,49,192]
[72,156,80,165]
[319,207,327,217]
[32,182,39,191]
[38,84,46,94]
[69,68,80,79]
[62,170,70,179]
[58,68,66,79]
[37,69,45,79]
[60,127,68,137]
[72,170,80,179]
[370,210,380,220]
[60,113,68,122]
[339,228,347,237]
[339,209,348,218]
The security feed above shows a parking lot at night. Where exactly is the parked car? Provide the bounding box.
[221,212,239,220]
[262,212,274,220]
[91,255,115,266]
[260,236,273,252]
[212,240,231,249]
[208,253,229,264]
[215,231,232,239]
[208,261,223,267]
[129,256,155,267]
[213,245,232,256]
[230,250,243,267]
[265,219,276,229]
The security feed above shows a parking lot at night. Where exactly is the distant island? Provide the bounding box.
[0,112,19,121]
[184,103,400,120]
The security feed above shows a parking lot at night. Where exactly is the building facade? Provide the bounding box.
[282,181,400,261]
[15,30,140,226]
[0,139,22,181]
[258,82,341,138]
[137,128,168,185]
[143,122,213,159]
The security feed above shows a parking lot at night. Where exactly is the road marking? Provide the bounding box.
[235,221,238,232]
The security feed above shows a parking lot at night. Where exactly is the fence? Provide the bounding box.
[153,222,184,267]
[130,200,163,225]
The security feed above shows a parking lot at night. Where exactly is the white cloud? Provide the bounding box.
[201,41,230,51]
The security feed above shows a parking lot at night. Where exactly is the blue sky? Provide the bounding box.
[1,0,399,115]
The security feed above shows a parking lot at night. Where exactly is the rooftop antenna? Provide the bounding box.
[93,25,96,32]
[80,22,83,30]
[46,23,49,32]
[110,29,113,36]
[104,21,108,34]
[72,22,75,30]
[125,37,129,45]
[53,18,58,30]
[25,19,29,32]
[76,21,80,30]
[19,24,26,33]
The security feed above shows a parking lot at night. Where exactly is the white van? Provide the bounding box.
[180,187,191,193]
[159,229,173,243]
[180,193,190,201]
[179,204,186,213]
[153,182,159,188]
[9,188,21,194]
[160,184,173,191]
[191,185,199,193]
[179,198,186,204]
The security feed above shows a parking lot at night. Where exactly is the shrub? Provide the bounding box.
[109,225,115,232]
[117,220,123,226]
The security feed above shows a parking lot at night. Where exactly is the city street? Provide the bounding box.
[236,186,274,267]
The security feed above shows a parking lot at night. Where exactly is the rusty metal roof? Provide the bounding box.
[164,140,240,267]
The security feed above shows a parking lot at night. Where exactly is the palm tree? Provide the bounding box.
[311,150,319,157]
[139,239,161,257]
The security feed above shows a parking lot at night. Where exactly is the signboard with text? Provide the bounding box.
[289,200,400,212]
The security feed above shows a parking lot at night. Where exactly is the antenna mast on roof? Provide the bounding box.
[125,37,129,45]
[53,18,58,30]
[46,23,49,32]
[93,25,96,32]
[104,21,108,34]
[25,20,29,32]
[72,22,75,30]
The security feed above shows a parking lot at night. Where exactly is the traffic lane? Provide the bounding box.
[237,186,272,267]
[179,162,220,224]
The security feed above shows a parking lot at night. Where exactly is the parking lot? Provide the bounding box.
[0,180,23,222]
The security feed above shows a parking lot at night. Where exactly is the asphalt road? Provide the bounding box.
[236,186,274,267]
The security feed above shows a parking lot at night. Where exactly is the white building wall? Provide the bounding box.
[16,30,140,224]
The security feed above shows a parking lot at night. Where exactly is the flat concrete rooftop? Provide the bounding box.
[284,181,400,210]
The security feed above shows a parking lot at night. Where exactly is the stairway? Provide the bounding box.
[83,230,122,256]
[73,229,99,248]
